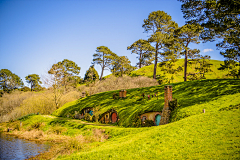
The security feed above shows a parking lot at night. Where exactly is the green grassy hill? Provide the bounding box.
[53,79,240,127]
[55,79,240,159]
[59,106,239,159]
[130,59,231,82]
[2,79,239,159]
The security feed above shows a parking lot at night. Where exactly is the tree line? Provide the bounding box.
[1,0,239,93]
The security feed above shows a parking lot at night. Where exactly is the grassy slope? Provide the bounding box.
[130,59,230,82]
[55,79,240,159]
[60,108,240,159]
[1,79,239,159]
[53,79,240,127]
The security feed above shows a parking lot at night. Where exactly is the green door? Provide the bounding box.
[155,114,161,126]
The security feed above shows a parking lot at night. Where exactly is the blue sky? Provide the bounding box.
[0,0,223,86]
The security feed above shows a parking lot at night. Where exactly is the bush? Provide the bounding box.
[84,113,92,121]
[51,125,67,135]
[31,122,43,130]
[169,99,178,111]
[133,118,142,127]
[77,75,158,96]
[142,120,154,127]
[0,90,81,122]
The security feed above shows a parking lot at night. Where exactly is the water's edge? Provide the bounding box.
[0,132,51,160]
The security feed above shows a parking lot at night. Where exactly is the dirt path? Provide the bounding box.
[41,115,117,127]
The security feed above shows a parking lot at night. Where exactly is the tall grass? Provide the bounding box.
[78,75,159,96]
[0,90,80,122]
[130,59,236,83]
[0,91,35,119]
[53,79,240,127]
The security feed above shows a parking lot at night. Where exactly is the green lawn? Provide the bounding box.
[58,104,240,159]
[1,79,239,159]
[52,79,240,127]
[130,59,232,82]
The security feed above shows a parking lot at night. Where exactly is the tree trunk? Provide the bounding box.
[31,81,33,91]
[238,61,240,79]
[153,43,158,79]
[100,66,104,80]
[139,50,142,68]
[184,50,188,81]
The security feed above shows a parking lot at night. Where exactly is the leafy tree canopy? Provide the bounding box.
[111,56,136,77]
[0,69,23,91]
[48,59,81,92]
[127,39,155,68]
[25,74,42,91]
[174,23,203,81]
[179,0,240,78]
[92,46,117,80]
[142,10,178,79]
[84,65,99,82]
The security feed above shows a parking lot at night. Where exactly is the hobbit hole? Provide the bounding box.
[99,109,118,124]
[111,112,118,123]
[74,85,173,126]
[140,85,173,126]
[140,112,162,126]
[155,114,161,126]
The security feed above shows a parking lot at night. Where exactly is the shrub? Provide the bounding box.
[17,113,36,121]
[142,120,154,127]
[169,99,178,111]
[50,125,67,135]
[84,113,92,121]
[77,75,158,96]
[31,122,43,130]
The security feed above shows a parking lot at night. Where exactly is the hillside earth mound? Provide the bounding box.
[52,79,240,127]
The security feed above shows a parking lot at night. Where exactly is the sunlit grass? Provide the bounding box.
[58,108,240,159]
[130,59,234,82]
[1,79,239,159]
[53,79,240,127]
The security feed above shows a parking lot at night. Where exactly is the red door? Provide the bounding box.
[111,112,117,123]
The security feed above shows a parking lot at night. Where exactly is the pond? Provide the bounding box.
[0,132,51,160]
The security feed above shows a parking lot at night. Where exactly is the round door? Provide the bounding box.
[155,114,161,126]
[111,112,118,123]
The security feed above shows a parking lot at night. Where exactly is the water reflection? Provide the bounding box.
[0,132,50,160]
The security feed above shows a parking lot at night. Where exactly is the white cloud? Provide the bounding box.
[203,49,213,53]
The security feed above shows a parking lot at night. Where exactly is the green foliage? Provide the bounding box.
[219,103,240,111]
[84,113,92,121]
[51,125,67,135]
[92,46,117,80]
[159,58,183,83]
[174,23,203,81]
[19,86,31,92]
[130,59,235,83]
[25,74,42,91]
[31,122,43,130]
[111,56,136,77]
[48,59,81,89]
[0,69,24,91]
[84,65,99,82]
[2,82,240,159]
[17,113,37,121]
[48,59,81,108]
[143,10,179,79]
[188,55,213,80]
[127,39,155,68]
[142,120,154,127]
[179,0,240,78]
[218,60,240,78]
[53,79,240,128]
[169,98,178,111]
